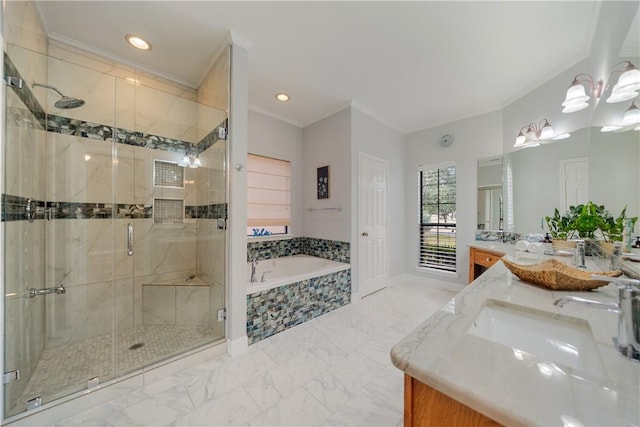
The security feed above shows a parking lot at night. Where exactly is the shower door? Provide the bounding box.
[3,47,119,418]
[3,41,229,419]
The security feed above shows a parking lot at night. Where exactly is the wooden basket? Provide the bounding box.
[501,257,622,291]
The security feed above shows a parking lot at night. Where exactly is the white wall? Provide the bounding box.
[350,108,406,293]
[405,110,503,284]
[248,110,304,236]
[227,42,249,352]
[302,107,351,242]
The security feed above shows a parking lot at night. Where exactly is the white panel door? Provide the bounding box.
[560,157,589,213]
[359,153,388,297]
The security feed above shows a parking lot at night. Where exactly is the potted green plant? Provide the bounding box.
[545,206,579,246]
[546,202,638,250]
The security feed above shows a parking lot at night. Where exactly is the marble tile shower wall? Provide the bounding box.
[247,238,350,263]
[246,269,351,344]
[2,45,229,350]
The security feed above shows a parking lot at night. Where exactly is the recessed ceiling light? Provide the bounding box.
[275,93,290,102]
[125,34,152,51]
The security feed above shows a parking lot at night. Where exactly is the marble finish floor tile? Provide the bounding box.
[50,276,457,427]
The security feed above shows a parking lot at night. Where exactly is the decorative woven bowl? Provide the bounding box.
[501,257,622,291]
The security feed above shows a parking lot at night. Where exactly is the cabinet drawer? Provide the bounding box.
[473,250,502,268]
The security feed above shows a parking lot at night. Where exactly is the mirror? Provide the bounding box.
[477,156,503,231]
[505,127,639,235]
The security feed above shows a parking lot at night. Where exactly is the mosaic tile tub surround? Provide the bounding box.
[247,237,350,263]
[246,269,351,344]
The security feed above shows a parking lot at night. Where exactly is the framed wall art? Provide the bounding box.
[317,166,329,199]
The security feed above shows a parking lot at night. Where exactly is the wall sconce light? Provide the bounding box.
[562,74,603,113]
[514,119,570,148]
[606,61,640,104]
[178,145,201,168]
[621,100,640,125]
[600,100,640,132]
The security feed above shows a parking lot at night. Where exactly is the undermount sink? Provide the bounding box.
[468,299,605,377]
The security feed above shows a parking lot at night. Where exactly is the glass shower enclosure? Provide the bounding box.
[2,37,229,419]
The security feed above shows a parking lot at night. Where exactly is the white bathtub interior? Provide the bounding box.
[247,255,351,294]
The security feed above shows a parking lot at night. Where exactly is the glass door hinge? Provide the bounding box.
[3,370,19,384]
[26,396,42,411]
[4,76,23,89]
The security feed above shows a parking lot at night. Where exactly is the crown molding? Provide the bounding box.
[47,32,199,89]
[248,104,304,128]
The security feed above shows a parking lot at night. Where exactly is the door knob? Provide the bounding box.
[361,232,368,237]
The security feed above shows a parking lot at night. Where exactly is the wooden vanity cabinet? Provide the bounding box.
[468,247,504,283]
[404,375,502,427]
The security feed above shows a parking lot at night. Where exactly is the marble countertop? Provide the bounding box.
[391,251,640,426]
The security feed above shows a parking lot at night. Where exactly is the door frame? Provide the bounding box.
[357,151,389,298]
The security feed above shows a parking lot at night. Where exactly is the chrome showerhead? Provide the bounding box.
[32,82,85,110]
[54,96,85,109]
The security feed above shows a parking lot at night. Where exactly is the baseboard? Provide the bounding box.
[227,335,249,355]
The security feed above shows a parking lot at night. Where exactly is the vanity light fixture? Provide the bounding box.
[514,119,568,148]
[600,100,640,132]
[275,93,289,102]
[125,34,152,51]
[621,100,640,126]
[606,61,640,103]
[562,74,602,113]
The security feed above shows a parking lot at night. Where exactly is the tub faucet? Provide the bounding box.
[251,259,258,283]
[554,275,640,362]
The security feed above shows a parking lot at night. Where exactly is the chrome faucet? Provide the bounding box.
[250,259,258,283]
[554,275,640,362]
[574,240,586,269]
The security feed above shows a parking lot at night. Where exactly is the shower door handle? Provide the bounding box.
[127,223,134,256]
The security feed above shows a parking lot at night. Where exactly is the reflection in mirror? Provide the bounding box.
[506,127,639,236]
[477,156,503,231]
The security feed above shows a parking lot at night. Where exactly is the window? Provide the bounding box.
[247,154,291,237]
[419,162,456,272]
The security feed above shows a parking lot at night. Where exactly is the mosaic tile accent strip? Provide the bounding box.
[247,237,350,262]
[301,237,350,263]
[246,269,351,344]
[116,204,153,219]
[9,325,218,418]
[2,196,157,221]
[186,203,227,220]
[1,196,224,222]
[247,238,305,261]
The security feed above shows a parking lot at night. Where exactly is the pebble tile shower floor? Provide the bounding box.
[11,325,216,416]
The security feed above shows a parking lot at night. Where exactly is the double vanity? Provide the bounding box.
[392,242,640,426]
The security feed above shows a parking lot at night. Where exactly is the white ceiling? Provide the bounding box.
[37,1,607,133]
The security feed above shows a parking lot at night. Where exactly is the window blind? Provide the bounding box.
[247,154,291,227]
[419,162,457,273]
